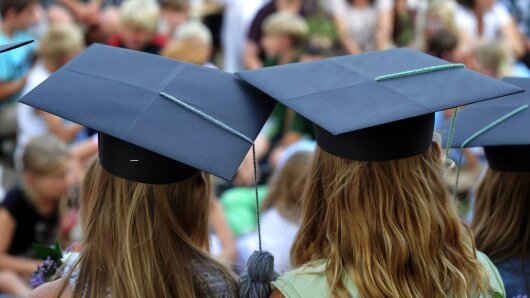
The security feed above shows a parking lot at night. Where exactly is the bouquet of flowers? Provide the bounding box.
[30,242,63,288]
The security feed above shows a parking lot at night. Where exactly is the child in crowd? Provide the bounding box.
[17,24,86,170]
[237,150,313,273]
[0,135,70,296]
[261,12,308,67]
[162,21,213,66]
[159,0,190,40]
[0,0,39,145]
[107,0,165,54]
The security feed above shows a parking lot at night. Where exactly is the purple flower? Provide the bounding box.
[30,256,61,288]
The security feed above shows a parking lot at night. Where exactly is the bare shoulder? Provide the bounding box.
[270,289,285,298]
[28,278,72,298]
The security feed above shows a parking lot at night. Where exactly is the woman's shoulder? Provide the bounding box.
[475,251,506,297]
[272,261,359,298]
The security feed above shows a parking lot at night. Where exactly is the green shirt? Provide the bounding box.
[273,251,505,298]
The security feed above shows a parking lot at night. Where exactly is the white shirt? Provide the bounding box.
[17,63,52,152]
[456,2,511,39]
[237,208,299,274]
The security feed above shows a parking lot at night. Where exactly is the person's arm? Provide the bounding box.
[28,278,71,298]
[233,134,269,186]
[37,111,84,143]
[209,199,238,263]
[333,17,361,54]
[0,209,41,275]
[501,20,525,58]
[243,40,263,70]
[0,77,27,101]
[376,6,394,50]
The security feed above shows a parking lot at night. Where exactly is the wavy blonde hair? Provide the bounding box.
[472,169,530,263]
[60,158,237,297]
[291,144,490,298]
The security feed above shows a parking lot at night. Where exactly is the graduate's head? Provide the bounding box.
[119,0,159,50]
[22,135,70,202]
[261,150,313,223]
[290,136,491,297]
[38,24,85,71]
[162,21,212,65]
[261,12,308,58]
[0,0,40,30]
[235,48,523,298]
[160,0,189,36]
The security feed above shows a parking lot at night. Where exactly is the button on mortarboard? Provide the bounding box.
[19,44,276,183]
[236,48,523,161]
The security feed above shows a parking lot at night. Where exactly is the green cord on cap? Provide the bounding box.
[375,64,465,81]
[452,104,529,200]
[445,107,459,162]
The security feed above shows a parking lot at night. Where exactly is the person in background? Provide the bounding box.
[500,0,530,68]
[414,0,459,52]
[393,0,416,47]
[107,0,165,54]
[329,0,394,54]
[159,0,190,40]
[162,21,214,66]
[0,135,70,296]
[455,0,524,58]
[237,149,313,274]
[16,24,86,171]
[0,0,39,147]
[243,0,304,69]
[472,159,530,297]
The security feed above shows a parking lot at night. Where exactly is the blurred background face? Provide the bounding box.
[10,3,40,30]
[161,9,188,33]
[29,164,69,201]
[262,34,288,58]
[121,25,154,50]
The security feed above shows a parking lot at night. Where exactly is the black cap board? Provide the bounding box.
[19,44,276,183]
[236,48,523,161]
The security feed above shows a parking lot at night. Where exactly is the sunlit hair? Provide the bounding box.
[60,158,238,297]
[120,0,159,33]
[38,24,85,69]
[472,169,530,263]
[262,12,308,48]
[291,142,490,298]
[261,151,313,223]
[23,134,70,176]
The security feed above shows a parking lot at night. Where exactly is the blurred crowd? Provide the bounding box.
[1,0,530,295]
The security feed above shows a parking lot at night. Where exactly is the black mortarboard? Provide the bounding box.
[236,48,523,161]
[0,40,33,53]
[19,44,275,183]
[442,77,530,172]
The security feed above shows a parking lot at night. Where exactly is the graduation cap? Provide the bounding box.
[19,44,276,183]
[441,77,530,172]
[0,40,34,53]
[236,48,523,161]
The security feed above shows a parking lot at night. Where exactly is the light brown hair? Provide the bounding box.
[291,145,490,298]
[22,134,70,176]
[472,169,530,263]
[60,158,238,297]
[261,151,313,223]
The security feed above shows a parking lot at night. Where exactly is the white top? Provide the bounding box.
[330,0,393,52]
[237,208,299,274]
[455,3,511,39]
[17,63,51,152]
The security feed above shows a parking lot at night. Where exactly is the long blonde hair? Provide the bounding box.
[261,151,313,223]
[472,169,530,263]
[291,145,490,298]
[61,158,237,297]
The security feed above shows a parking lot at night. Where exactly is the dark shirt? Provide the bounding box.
[496,258,530,297]
[107,35,167,55]
[1,185,59,258]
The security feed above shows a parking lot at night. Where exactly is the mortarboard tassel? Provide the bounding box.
[452,104,528,199]
[159,91,278,297]
[239,145,279,298]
